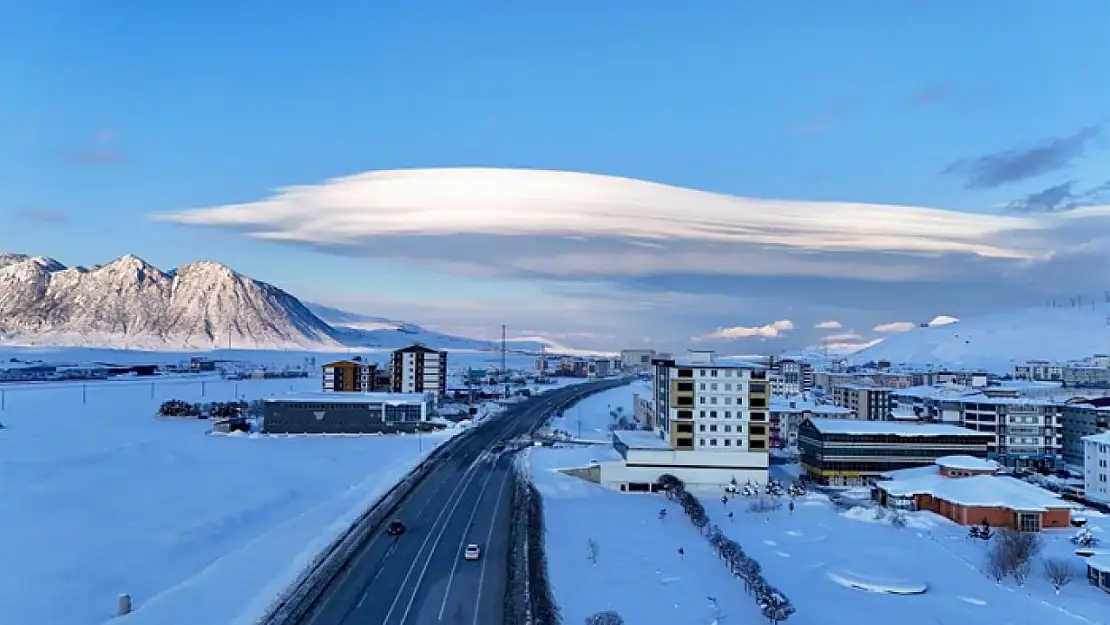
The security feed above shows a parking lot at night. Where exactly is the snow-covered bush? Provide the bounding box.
[1071,528,1099,548]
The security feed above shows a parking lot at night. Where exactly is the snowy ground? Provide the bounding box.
[718,484,1110,625]
[530,445,769,625]
[542,380,648,441]
[531,441,1110,625]
[0,375,461,625]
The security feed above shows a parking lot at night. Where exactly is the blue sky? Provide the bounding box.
[3,1,1109,351]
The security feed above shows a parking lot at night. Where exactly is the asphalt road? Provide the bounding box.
[298,381,621,625]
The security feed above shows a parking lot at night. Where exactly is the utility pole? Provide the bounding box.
[501,324,509,398]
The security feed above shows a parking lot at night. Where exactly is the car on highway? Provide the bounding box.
[493,441,506,450]
[463,544,481,561]
[387,520,406,536]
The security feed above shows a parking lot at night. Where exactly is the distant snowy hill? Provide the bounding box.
[849,303,1110,371]
[0,252,539,352]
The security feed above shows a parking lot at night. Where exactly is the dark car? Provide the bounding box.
[493,441,506,450]
[387,520,406,536]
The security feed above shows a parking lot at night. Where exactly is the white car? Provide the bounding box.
[463,544,481,561]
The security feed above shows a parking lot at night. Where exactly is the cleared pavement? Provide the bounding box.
[297,381,623,625]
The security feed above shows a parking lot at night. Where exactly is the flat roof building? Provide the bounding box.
[260,391,435,435]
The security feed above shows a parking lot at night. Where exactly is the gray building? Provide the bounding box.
[1062,400,1110,467]
[261,392,434,434]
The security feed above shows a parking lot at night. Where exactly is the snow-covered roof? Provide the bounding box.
[769,397,851,415]
[1084,432,1110,446]
[612,429,672,450]
[671,359,765,370]
[806,418,986,437]
[877,470,1068,512]
[266,392,430,404]
[935,455,998,471]
[1086,554,1110,574]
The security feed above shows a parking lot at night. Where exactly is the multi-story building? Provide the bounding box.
[629,350,769,488]
[321,359,388,393]
[831,384,893,420]
[1062,399,1110,467]
[390,344,448,399]
[767,358,812,395]
[891,385,1064,470]
[620,349,657,370]
[1083,432,1110,506]
[769,397,851,448]
[1013,360,1064,382]
[798,418,993,486]
[1063,366,1110,388]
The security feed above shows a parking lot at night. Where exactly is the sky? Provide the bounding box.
[2,1,1109,354]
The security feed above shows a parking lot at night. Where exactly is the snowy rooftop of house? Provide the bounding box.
[935,455,998,471]
[1088,554,1110,574]
[612,429,673,450]
[807,418,986,437]
[265,392,431,404]
[1084,432,1110,445]
[878,468,1068,512]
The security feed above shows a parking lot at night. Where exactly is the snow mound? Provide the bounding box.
[827,568,928,595]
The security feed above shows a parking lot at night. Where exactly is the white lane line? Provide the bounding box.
[435,463,499,621]
[399,453,497,624]
[470,467,513,625]
[380,456,486,625]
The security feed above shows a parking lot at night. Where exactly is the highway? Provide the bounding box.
[297,381,622,625]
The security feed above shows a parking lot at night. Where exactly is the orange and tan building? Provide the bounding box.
[873,456,1071,531]
[321,359,388,393]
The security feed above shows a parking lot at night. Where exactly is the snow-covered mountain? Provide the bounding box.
[848,303,1110,372]
[0,253,532,352]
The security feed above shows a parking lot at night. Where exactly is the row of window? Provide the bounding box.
[672,409,767,421]
[697,437,765,450]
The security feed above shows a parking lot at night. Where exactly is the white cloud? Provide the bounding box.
[823,338,884,354]
[823,332,865,342]
[702,319,794,340]
[814,320,843,329]
[928,315,960,326]
[872,321,917,333]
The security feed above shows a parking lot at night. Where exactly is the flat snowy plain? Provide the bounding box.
[0,347,543,625]
[532,386,1110,625]
[542,379,648,441]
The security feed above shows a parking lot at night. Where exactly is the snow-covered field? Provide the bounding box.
[533,449,1110,624]
[0,375,460,625]
[542,380,648,441]
[530,445,771,624]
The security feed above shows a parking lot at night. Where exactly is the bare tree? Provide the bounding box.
[986,547,1008,582]
[1043,558,1076,593]
[587,538,599,566]
[991,530,1043,584]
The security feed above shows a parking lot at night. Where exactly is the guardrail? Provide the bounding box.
[257,380,622,625]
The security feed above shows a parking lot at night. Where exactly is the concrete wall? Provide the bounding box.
[600,460,768,491]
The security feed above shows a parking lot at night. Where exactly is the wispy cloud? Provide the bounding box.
[872,321,917,333]
[15,209,69,223]
[1004,179,1110,213]
[911,85,951,108]
[823,332,864,342]
[942,125,1101,189]
[814,320,842,329]
[62,129,126,165]
[700,319,794,340]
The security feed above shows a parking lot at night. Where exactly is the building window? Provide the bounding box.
[699,424,706,432]
[711,369,719,377]
[699,383,706,390]
[724,439,732,446]
[710,439,718,446]
[725,411,732,418]
[699,410,706,417]
[724,425,732,432]
[710,424,718,432]
[699,439,705,446]
[710,383,718,391]
[699,370,706,377]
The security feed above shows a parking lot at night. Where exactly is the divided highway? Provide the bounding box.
[295,380,625,625]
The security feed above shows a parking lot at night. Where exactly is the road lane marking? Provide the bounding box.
[471,466,513,625]
[435,462,500,621]
[380,453,487,625]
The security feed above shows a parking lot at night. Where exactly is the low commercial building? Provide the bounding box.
[1084,432,1110,506]
[260,392,435,434]
[798,418,993,486]
[873,457,1071,531]
[600,429,768,492]
[1087,555,1110,594]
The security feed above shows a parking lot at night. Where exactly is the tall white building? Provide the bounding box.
[390,344,447,399]
[1084,432,1110,506]
[599,349,769,489]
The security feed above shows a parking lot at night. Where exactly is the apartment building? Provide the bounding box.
[798,418,993,486]
[767,358,812,395]
[390,344,448,399]
[831,384,893,420]
[1013,360,1064,382]
[1084,432,1110,506]
[321,359,388,393]
[620,349,657,370]
[635,350,769,487]
[1062,399,1110,467]
[891,385,1063,470]
[769,397,851,448]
